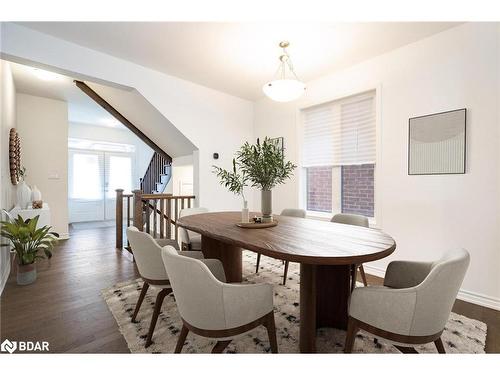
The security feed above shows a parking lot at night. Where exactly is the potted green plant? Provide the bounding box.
[213,159,249,222]
[237,137,296,222]
[1,215,59,285]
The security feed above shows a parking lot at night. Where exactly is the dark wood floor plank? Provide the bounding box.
[0,225,138,353]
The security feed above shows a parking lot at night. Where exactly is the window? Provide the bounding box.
[302,91,376,217]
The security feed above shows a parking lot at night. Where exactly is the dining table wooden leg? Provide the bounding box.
[299,263,352,353]
[201,235,243,282]
[300,263,317,353]
[316,264,351,329]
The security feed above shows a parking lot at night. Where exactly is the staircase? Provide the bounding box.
[74,80,174,194]
[141,152,172,194]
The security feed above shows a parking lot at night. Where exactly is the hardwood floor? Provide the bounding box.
[1,226,498,353]
[0,225,139,353]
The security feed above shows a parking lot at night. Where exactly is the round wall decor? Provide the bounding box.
[9,128,21,185]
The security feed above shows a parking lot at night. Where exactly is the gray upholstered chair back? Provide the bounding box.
[161,246,274,332]
[126,226,168,281]
[179,207,208,245]
[280,208,306,218]
[331,213,369,228]
[161,245,226,330]
[407,248,470,336]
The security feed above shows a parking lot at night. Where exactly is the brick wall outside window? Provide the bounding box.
[341,164,374,217]
[306,167,332,212]
[306,164,375,217]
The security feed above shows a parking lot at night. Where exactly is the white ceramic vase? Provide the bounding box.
[261,189,273,222]
[31,185,42,202]
[17,181,32,209]
[241,200,249,223]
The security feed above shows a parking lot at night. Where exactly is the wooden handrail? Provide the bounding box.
[74,80,172,162]
[115,188,196,250]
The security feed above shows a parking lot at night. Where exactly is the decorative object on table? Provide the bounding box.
[32,201,43,209]
[213,158,249,223]
[263,41,306,102]
[236,220,278,229]
[0,214,59,285]
[16,166,32,209]
[252,216,262,223]
[9,128,21,185]
[408,108,466,175]
[237,137,296,223]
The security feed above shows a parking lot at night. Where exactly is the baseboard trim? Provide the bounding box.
[363,264,500,312]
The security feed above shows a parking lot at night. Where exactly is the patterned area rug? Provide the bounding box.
[102,251,487,353]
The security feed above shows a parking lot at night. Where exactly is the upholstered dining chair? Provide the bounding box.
[344,248,470,353]
[178,207,208,251]
[331,213,370,289]
[161,245,278,353]
[255,208,306,285]
[126,226,204,348]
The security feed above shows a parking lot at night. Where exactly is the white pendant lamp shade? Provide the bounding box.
[263,41,306,102]
[262,79,306,102]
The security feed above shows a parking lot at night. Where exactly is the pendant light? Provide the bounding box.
[262,41,306,102]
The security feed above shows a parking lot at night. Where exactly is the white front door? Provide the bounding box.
[69,150,133,223]
[104,152,133,221]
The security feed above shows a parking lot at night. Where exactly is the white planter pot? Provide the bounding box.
[17,181,32,209]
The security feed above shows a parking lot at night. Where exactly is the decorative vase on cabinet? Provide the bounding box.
[17,181,32,209]
[31,185,42,201]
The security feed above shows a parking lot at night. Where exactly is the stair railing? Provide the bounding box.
[141,152,172,194]
[115,189,196,251]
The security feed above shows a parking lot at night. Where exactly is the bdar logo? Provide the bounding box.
[1,339,17,353]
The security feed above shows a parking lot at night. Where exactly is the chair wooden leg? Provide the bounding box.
[282,261,289,285]
[145,288,171,348]
[434,337,446,353]
[211,340,232,353]
[350,265,357,292]
[344,317,358,353]
[131,282,149,323]
[394,345,418,353]
[264,312,278,353]
[174,324,189,353]
[255,253,261,273]
[359,265,368,286]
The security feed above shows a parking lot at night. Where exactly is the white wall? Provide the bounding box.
[171,154,194,196]
[0,58,17,294]
[254,23,500,309]
[1,23,254,212]
[68,122,154,190]
[16,93,69,238]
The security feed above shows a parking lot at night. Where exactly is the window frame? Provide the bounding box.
[296,86,382,225]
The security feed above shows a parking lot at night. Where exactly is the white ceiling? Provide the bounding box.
[19,22,461,100]
[10,61,125,129]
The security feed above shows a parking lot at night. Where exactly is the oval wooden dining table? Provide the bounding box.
[177,211,396,353]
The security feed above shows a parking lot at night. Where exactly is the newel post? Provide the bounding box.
[133,189,144,231]
[115,189,124,249]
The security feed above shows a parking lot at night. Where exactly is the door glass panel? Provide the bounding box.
[106,155,132,198]
[71,153,102,200]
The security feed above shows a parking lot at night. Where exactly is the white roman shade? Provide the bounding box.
[302,91,376,167]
